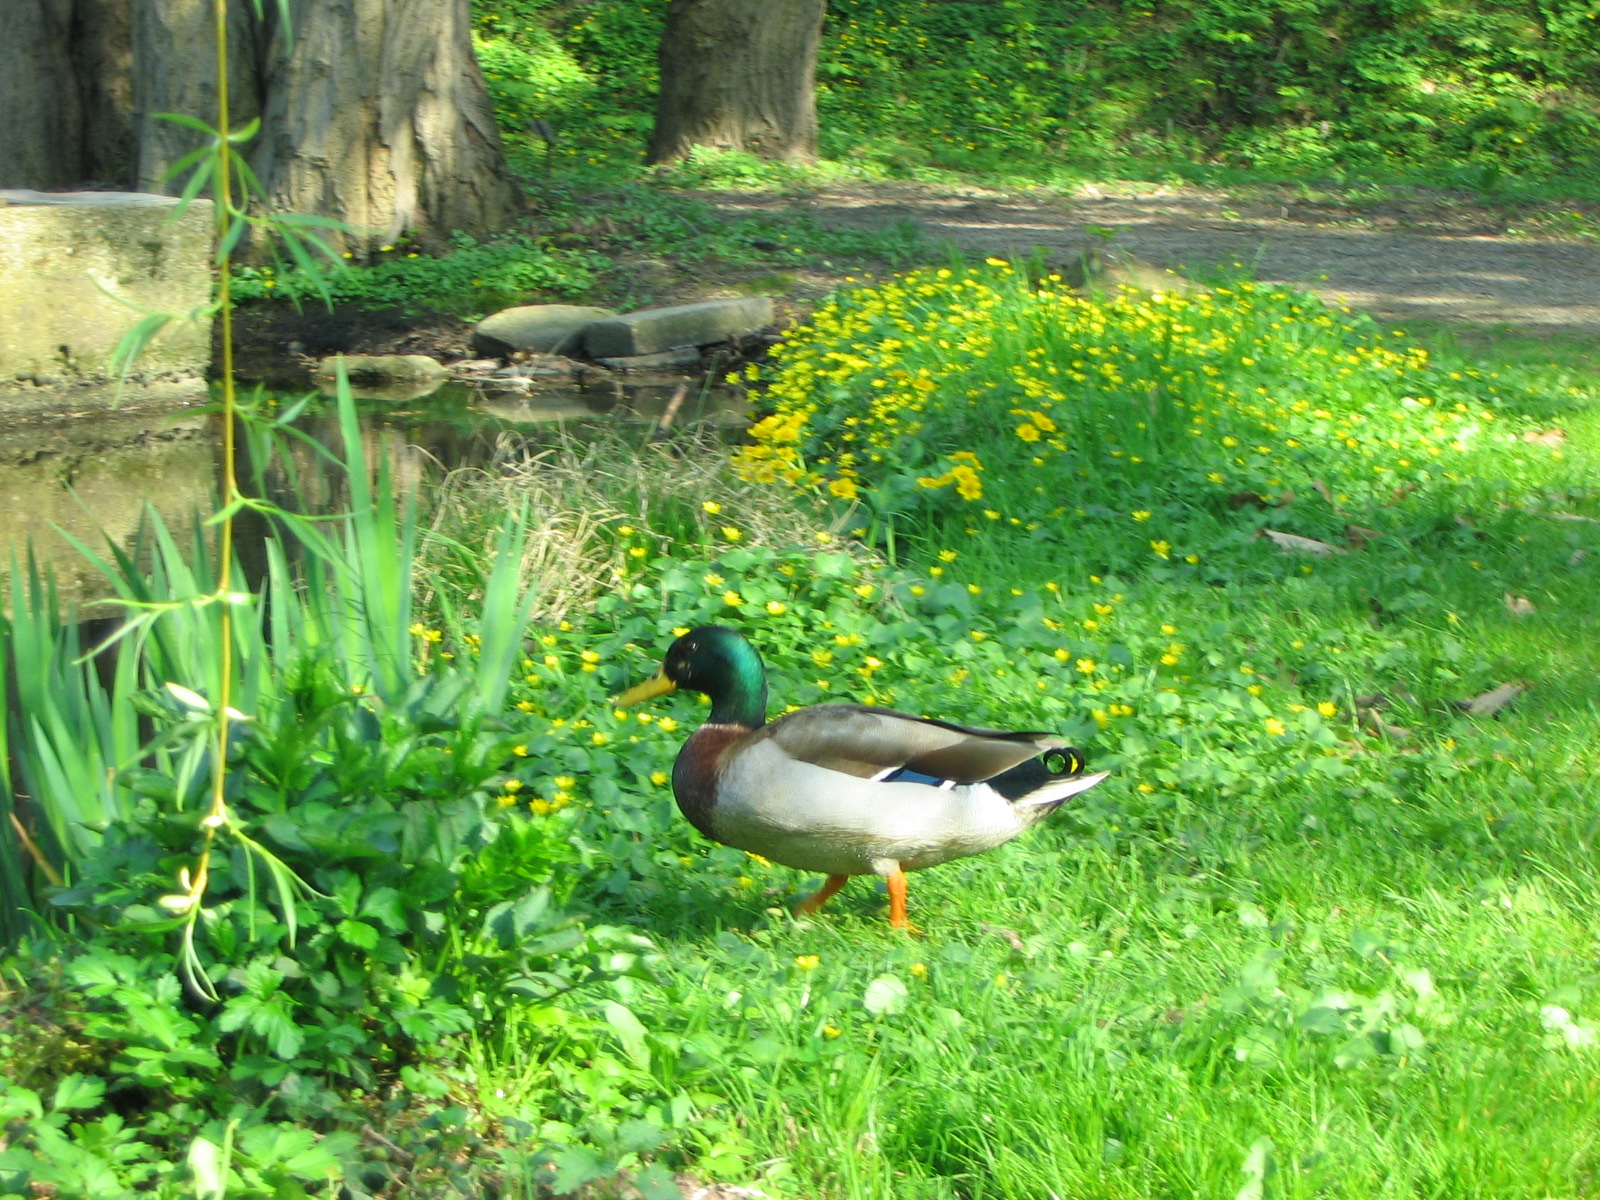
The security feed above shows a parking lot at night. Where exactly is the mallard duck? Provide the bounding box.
[614,625,1108,929]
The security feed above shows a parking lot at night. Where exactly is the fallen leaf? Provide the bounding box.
[1262,529,1344,555]
[1504,594,1536,618]
[1572,549,1588,567]
[1458,681,1527,717]
[1311,479,1343,511]
[1344,524,1384,548]
[979,923,1027,953]
[1523,428,1566,447]
[1359,707,1413,740]
[1550,512,1600,524]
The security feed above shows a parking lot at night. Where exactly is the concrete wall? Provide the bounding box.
[0,191,213,412]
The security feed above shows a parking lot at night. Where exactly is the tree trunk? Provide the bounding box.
[251,0,522,255]
[2,0,521,255]
[0,0,135,189]
[648,0,825,166]
[132,0,265,194]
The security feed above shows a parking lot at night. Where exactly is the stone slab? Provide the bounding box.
[0,192,214,399]
[582,297,774,358]
[472,304,614,356]
[594,346,702,371]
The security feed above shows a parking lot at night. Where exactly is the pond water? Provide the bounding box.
[0,373,747,609]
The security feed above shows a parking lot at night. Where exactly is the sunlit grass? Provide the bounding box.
[455,284,1600,1196]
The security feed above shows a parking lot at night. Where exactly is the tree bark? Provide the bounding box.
[2,0,520,254]
[250,0,522,255]
[131,0,265,194]
[0,0,135,189]
[648,0,825,165]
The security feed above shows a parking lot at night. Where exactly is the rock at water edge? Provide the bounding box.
[583,297,774,358]
[472,305,616,357]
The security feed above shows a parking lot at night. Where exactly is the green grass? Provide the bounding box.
[5,277,1600,1196]
[443,287,1600,1197]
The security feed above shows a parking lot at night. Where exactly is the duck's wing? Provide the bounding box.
[760,704,1063,783]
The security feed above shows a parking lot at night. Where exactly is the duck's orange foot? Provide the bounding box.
[795,873,850,916]
[885,869,921,934]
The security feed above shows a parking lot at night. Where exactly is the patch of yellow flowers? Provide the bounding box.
[735,264,1506,528]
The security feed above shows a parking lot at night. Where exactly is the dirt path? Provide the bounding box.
[710,182,1600,338]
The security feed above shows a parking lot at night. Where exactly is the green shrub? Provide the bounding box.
[232,233,600,316]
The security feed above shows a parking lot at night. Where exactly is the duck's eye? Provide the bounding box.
[1043,749,1080,775]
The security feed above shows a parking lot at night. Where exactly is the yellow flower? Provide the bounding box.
[1054,648,1070,661]
[822,1024,842,1039]
[512,744,529,757]
[1076,658,1097,674]
[910,585,926,597]
[967,583,982,595]
[628,546,648,559]
[618,525,635,536]
[702,500,723,515]
[651,770,669,786]
[1132,510,1152,522]
[496,793,519,808]
[591,731,609,746]
[658,717,678,733]
[1016,422,1041,442]
[1082,619,1099,631]
[812,648,835,667]
[737,876,754,888]
[795,955,820,970]
[938,549,958,562]
[952,464,983,500]
[581,648,601,664]
[723,591,744,607]
[1150,540,1171,559]
[503,779,523,793]
[1265,718,1287,736]
[1137,782,1156,794]
[1160,624,1177,635]
[910,962,928,979]
[1160,653,1180,666]
[543,654,560,669]
[970,631,987,642]
[1317,701,1338,718]
[828,478,859,500]
[766,600,788,615]
[704,572,725,587]
[854,584,875,598]
[672,626,691,637]
[1247,683,1263,696]
[721,526,744,542]
[516,700,535,713]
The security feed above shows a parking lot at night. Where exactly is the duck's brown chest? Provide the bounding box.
[671,724,749,841]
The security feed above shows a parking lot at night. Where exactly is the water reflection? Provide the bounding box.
[1,374,747,609]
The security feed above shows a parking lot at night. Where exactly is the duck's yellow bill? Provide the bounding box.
[613,672,677,707]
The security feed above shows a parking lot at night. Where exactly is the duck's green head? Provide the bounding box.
[613,625,768,726]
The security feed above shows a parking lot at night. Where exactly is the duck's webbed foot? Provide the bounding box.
[795,873,850,916]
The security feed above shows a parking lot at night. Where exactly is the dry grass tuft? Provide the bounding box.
[423,429,864,622]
